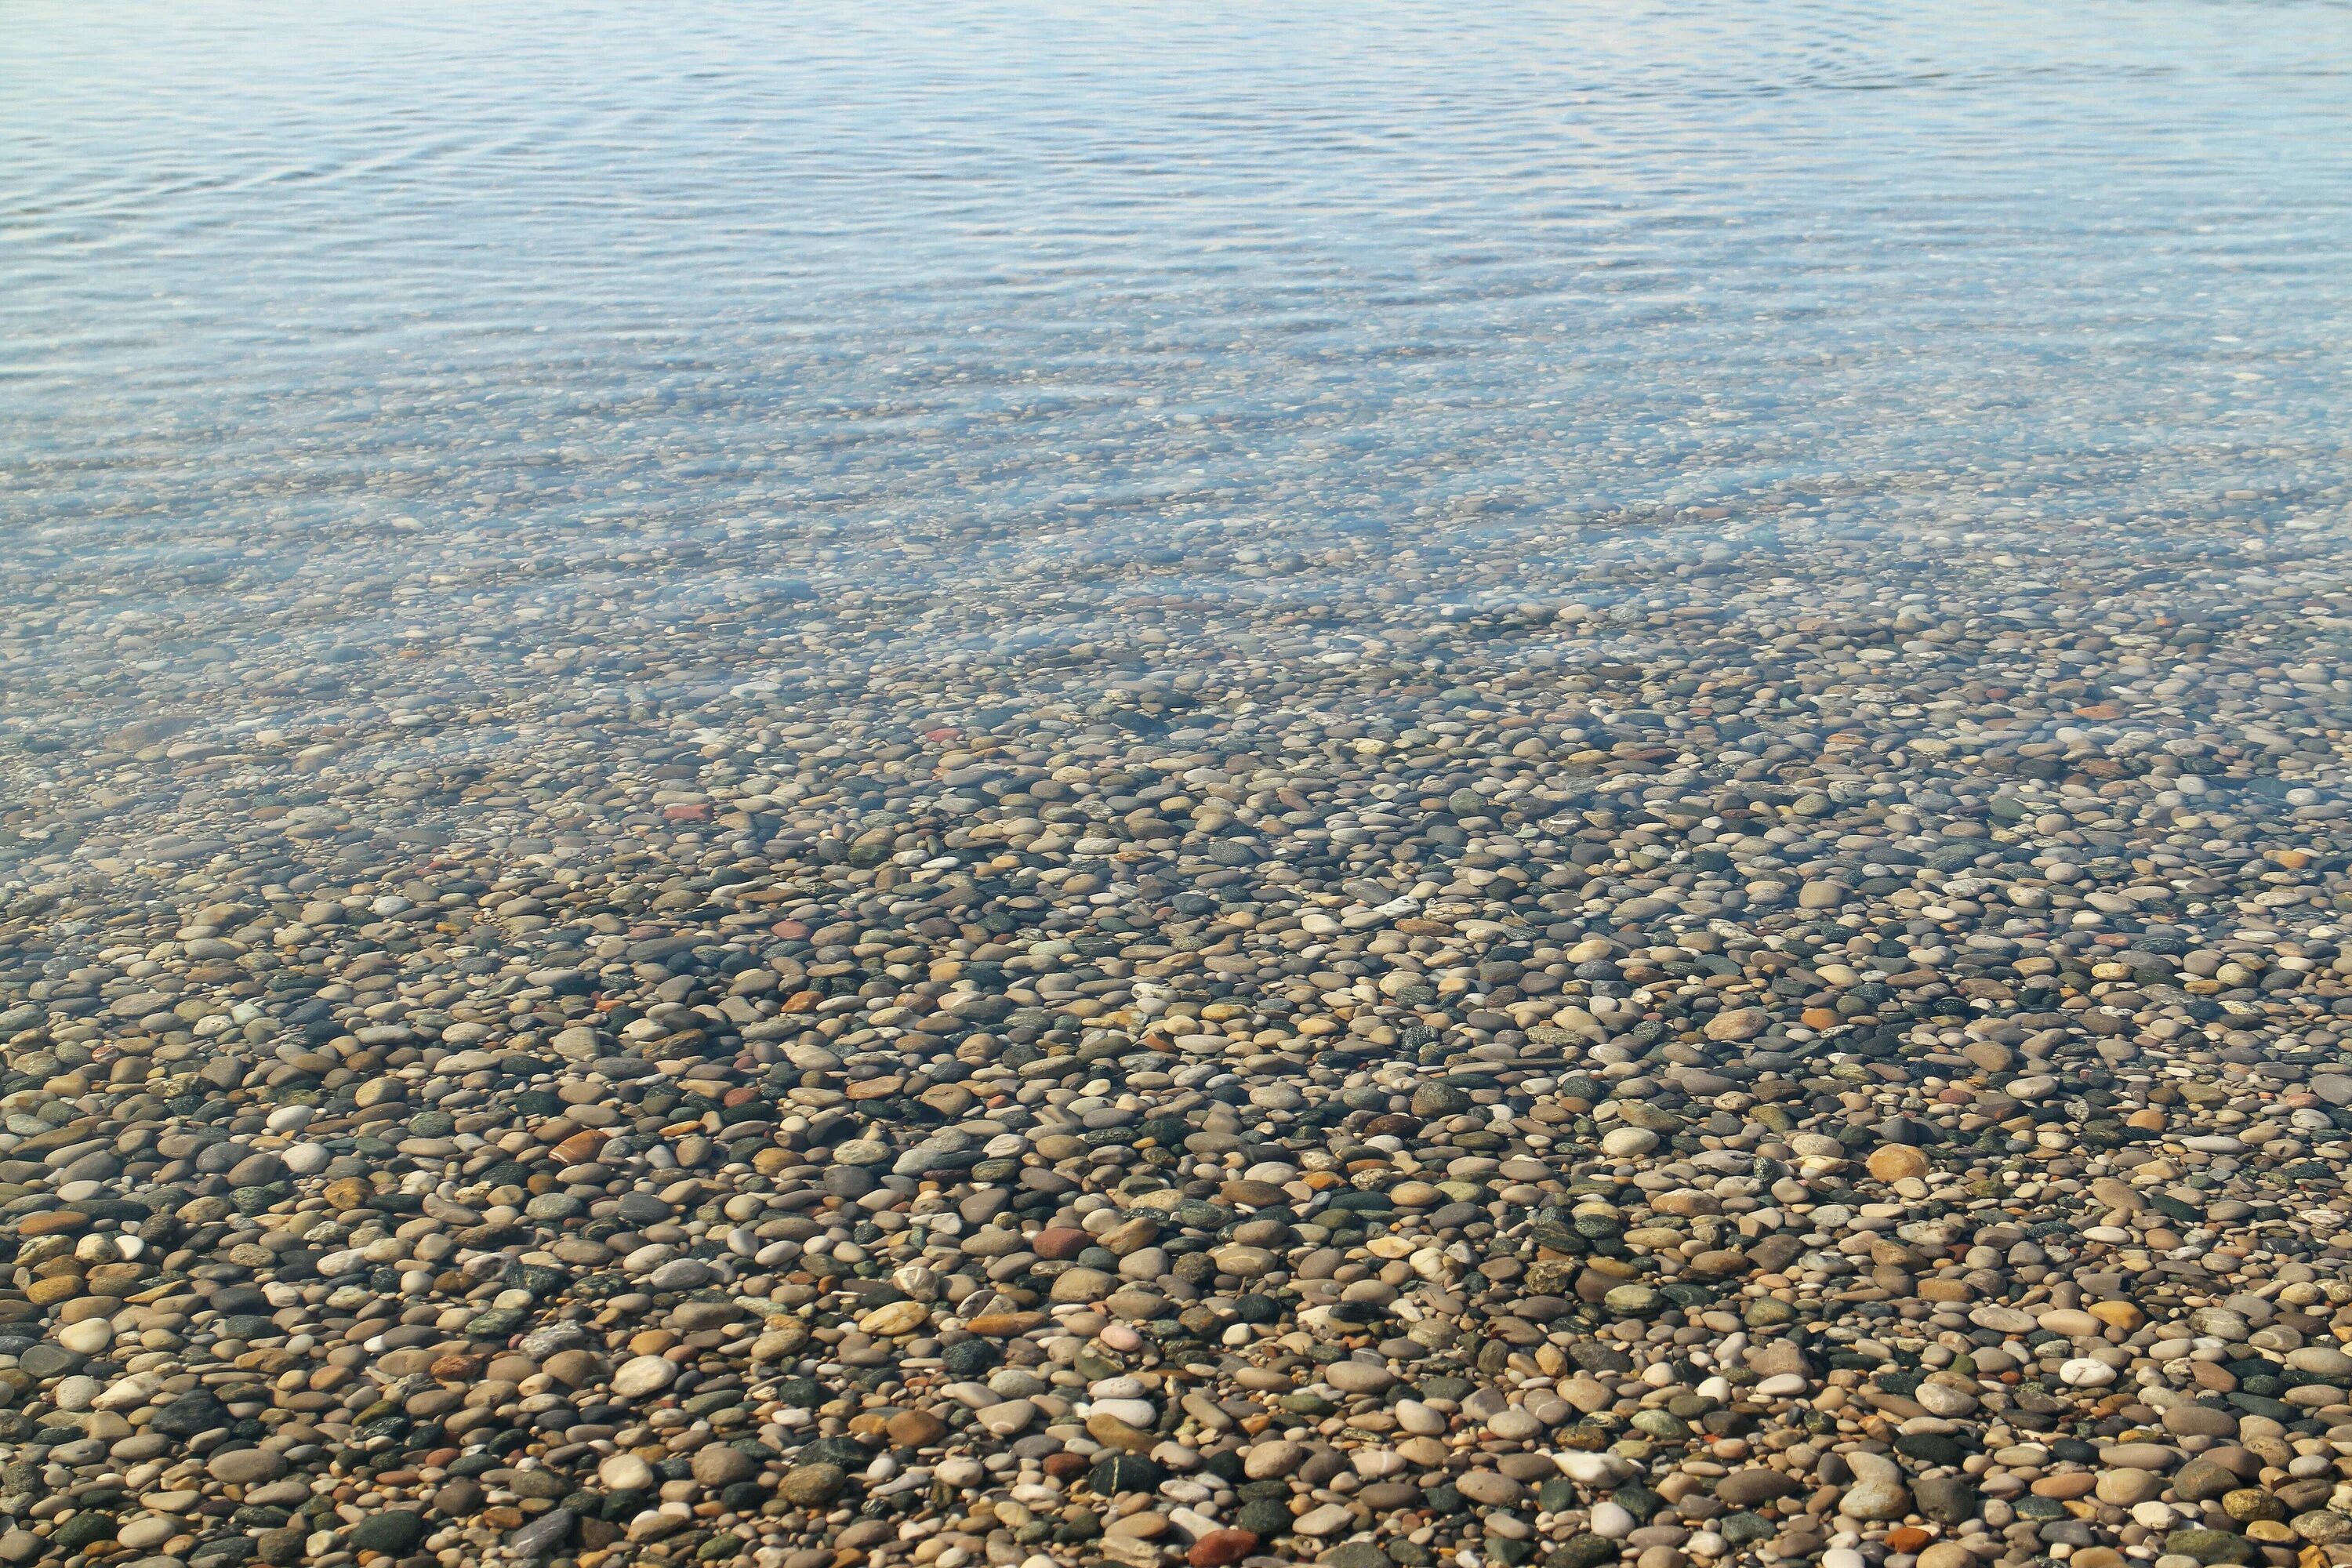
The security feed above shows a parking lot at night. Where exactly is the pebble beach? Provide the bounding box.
[8,9,2352,1568]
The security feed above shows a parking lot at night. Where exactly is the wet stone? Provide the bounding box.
[348,1512,427,1555]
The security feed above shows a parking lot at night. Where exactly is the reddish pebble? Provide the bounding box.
[1189,1530,1260,1567]
[1033,1227,1091,1261]
[550,1129,607,1164]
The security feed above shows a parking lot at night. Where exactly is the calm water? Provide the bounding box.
[3,0,2351,756]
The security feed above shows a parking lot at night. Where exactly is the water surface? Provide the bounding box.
[3,0,2351,859]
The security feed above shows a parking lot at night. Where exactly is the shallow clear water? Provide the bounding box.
[9,3,2352,1520]
[3,0,2351,808]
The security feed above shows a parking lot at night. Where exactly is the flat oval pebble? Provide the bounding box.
[1324,1360,1396,1396]
[611,1355,680,1398]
